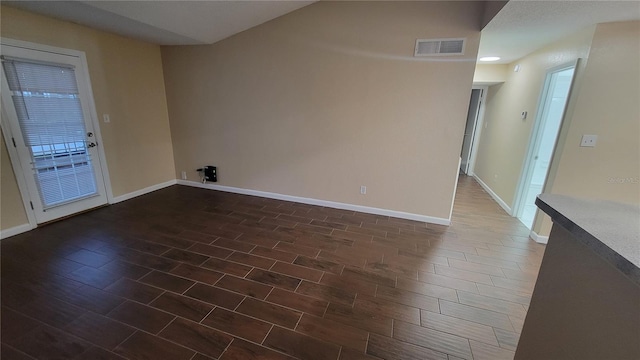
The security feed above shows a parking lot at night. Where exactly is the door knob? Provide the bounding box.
[87,142,96,148]
[87,132,94,137]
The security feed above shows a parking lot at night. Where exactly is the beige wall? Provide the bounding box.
[473,64,508,84]
[473,26,596,209]
[162,1,483,219]
[0,6,176,230]
[1,131,29,229]
[537,21,640,234]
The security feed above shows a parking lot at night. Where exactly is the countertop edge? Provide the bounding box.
[535,196,640,286]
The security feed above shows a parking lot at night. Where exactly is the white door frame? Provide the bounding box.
[1,105,38,230]
[0,37,114,229]
[465,85,488,176]
[512,60,579,222]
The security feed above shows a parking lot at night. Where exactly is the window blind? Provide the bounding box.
[2,58,98,208]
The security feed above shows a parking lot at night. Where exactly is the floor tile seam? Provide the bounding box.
[110,252,183,274]
[224,296,312,330]
[7,315,122,357]
[5,284,128,327]
[446,261,507,278]
[197,305,218,326]
[74,331,140,358]
[378,330,453,360]
[468,338,516,360]
[267,262,325,284]
[106,301,178,335]
[158,246,176,257]
[138,271,199,294]
[179,281,200,296]
[232,294,247,312]
[0,276,75,305]
[112,271,220,299]
[262,285,277,299]
[239,292,334,321]
[143,316,232,359]
[460,253,522,271]
[417,313,501,347]
[455,290,529,315]
[199,279,273,302]
[173,229,220,244]
[507,314,526,333]
[489,325,517,352]
[63,250,115,268]
[145,289,169,305]
[390,325,474,360]
[486,244,545,257]
[437,300,516,332]
[363,332,371,357]
[441,296,524,319]
[216,327,237,358]
[0,314,48,347]
[228,251,282,270]
[486,277,535,295]
[0,342,38,360]
[200,256,268,275]
[472,288,532,307]
[396,277,478,298]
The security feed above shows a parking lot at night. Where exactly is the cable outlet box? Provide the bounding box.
[204,166,217,182]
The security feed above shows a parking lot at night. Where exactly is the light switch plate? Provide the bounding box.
[580,135,597,147]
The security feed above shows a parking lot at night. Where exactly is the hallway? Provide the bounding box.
[1,176,545,360]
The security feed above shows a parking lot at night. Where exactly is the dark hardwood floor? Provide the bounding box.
[1,175,545,360]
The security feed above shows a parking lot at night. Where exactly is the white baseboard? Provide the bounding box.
[111,179,177,204]
[177,180,451,226]
[0,223,34,240]
[473,175,512,215]
[530,230,549,244]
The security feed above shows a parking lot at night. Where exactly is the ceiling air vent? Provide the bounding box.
[414,38,466,56]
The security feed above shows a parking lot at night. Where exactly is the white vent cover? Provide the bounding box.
[414,38,466,56]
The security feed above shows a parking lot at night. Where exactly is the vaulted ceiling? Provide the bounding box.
[5,1,640,63]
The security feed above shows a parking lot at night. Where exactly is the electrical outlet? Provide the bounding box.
[360,185,367,195]
[181,171,187,180]
[580,135,597,147]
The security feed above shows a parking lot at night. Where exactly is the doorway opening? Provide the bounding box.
[460,86,486,175]
[514,61,578,229]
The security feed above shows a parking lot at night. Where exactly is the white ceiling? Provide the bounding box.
[4,1,316,45]
[4,1,640,63]
[480,0,640,64]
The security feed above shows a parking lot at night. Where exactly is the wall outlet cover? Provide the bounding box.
[580,135,598,147]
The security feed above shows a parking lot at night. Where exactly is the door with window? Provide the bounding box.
[1,43,108,224]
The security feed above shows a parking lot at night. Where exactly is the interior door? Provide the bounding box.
[1,43,108,224]
[516,64,577,229]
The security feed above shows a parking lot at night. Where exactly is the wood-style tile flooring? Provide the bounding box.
[1,175,545,360]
